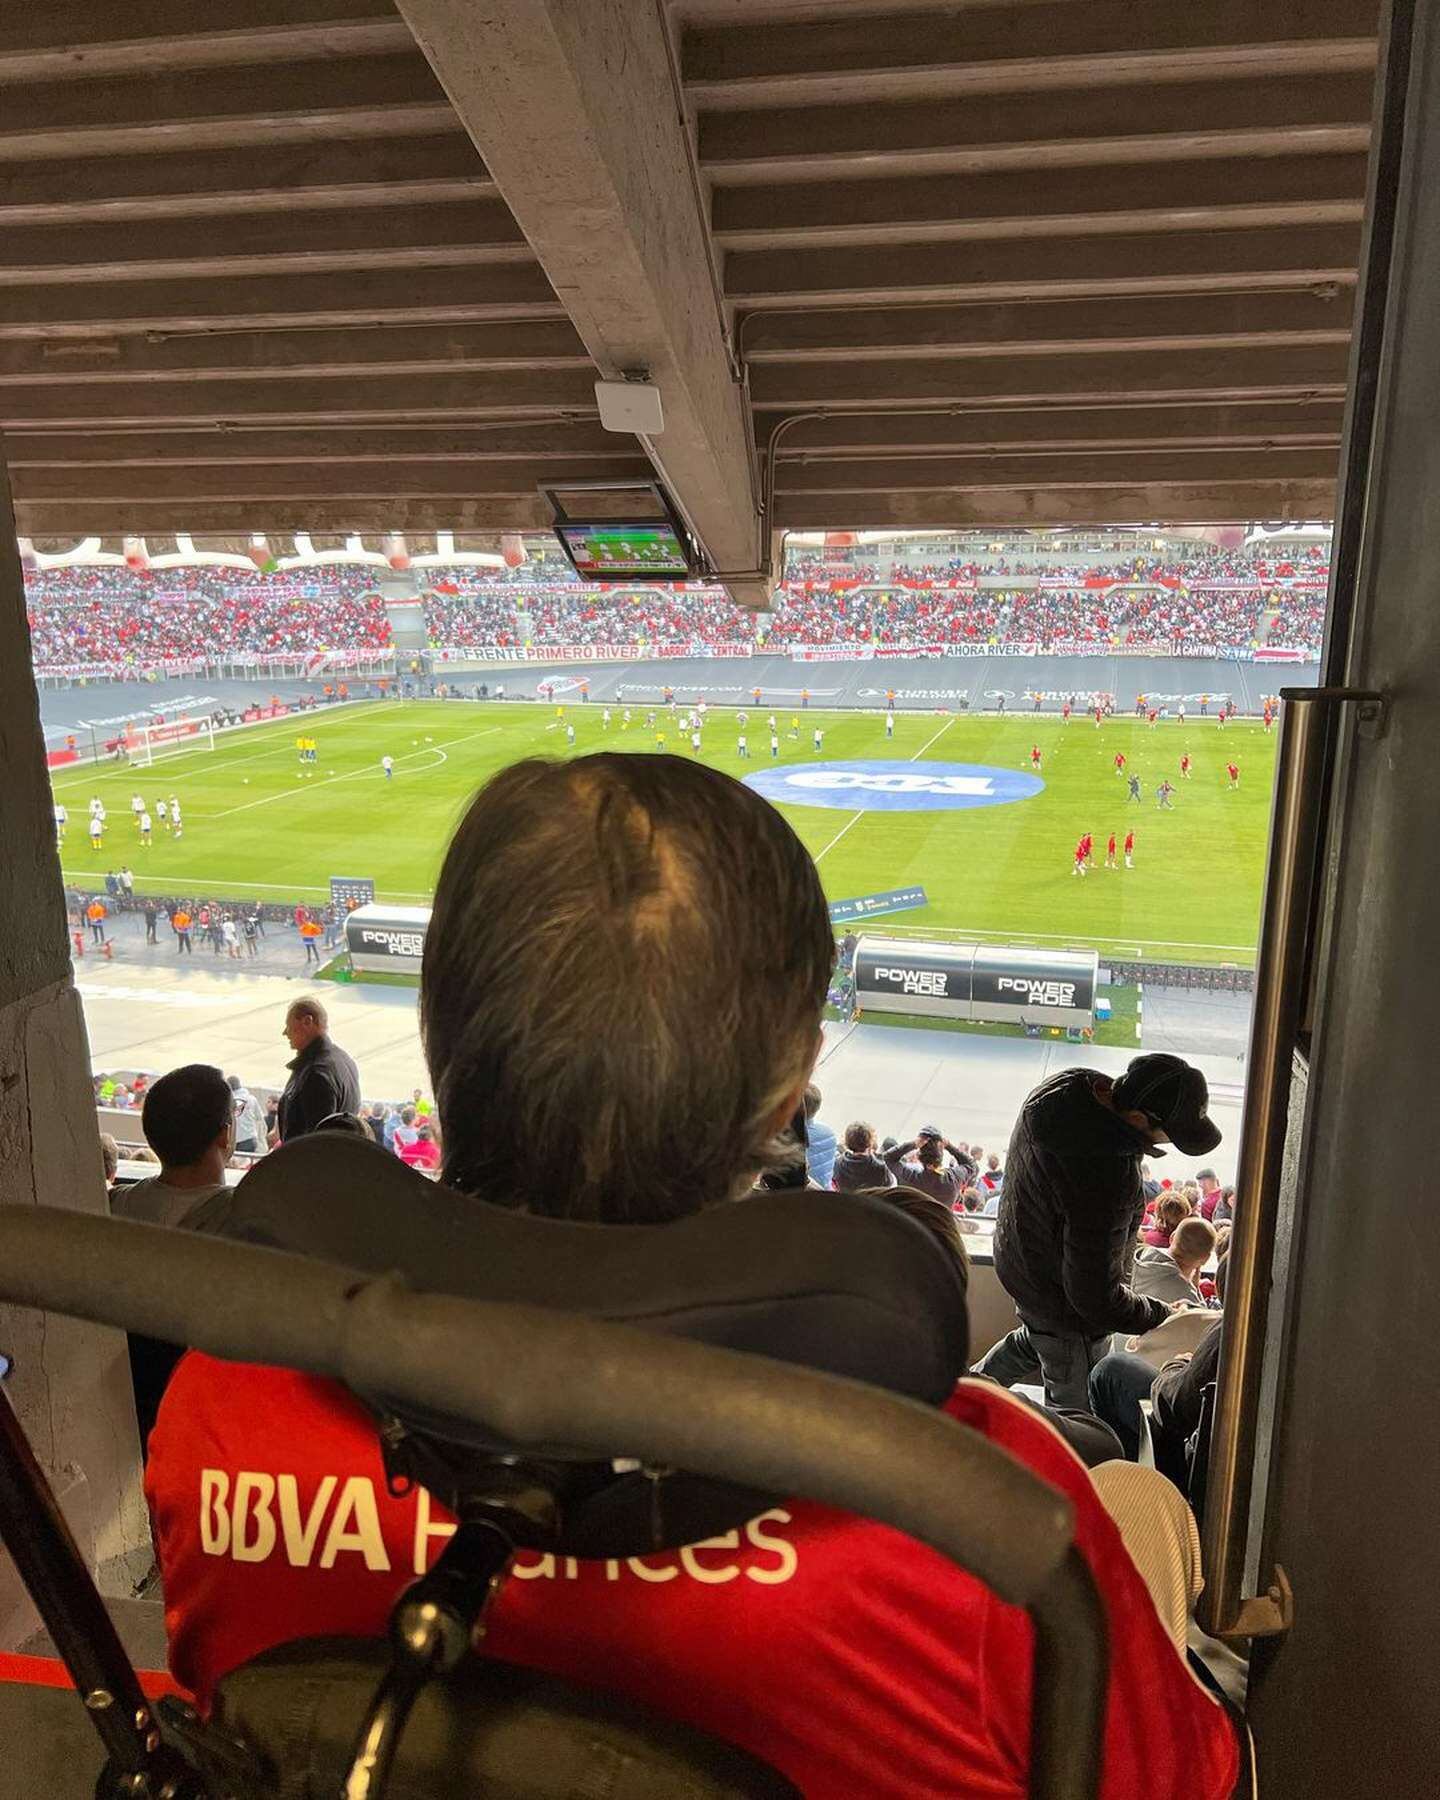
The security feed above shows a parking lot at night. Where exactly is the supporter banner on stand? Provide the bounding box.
[434,641,752,665]
[650,642,755,659]
[874,643,949,659]
[789,645,874,662]
[1254,645,1315,663]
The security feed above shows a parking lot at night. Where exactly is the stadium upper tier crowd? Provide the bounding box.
[23,544,1328,669]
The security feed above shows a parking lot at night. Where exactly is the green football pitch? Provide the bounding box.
[54,698,1276,965]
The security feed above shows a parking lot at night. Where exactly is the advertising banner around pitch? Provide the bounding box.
[853,937,1097,1029]
[330,875,376,911]
[828,886,928,925]
[344,904,430,975]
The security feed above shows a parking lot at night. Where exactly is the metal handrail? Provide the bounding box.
[1197,687,1383,1639]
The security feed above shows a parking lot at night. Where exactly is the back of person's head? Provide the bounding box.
[288,994,328,1032]
[1157,1193,1192,1231]
[99,1132,119,1183]
[960,1186,981,1212]
[916,1138,943,1170]
[400,1105,417,1126]
[986,1152,1001,1172]
[141,1064,233,1170]
[1171,1216,1216,1271]
[844,1121,875,1154]
[803,1083,822,1121]
[314,1111,371,1139]
[859,1186,969,1288]
[422,754,832,1222]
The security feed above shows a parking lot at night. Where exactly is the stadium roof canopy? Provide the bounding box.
[1,0,1376,604]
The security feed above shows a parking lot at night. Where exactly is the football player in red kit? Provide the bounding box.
[1071,837,1088,876]
[1148,708,1159,728]
[1106,832,1118,869]
[1030,744,1042,770]
[1227,761,1240,789]
[1180,753,1192,780]
[1062,700,1072,723]
[1114,751,1127,777]
[1124,829,1136,869]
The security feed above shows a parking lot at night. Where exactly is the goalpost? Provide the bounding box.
[124,715,216,768]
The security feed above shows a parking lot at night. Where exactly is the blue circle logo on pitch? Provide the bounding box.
[743,760,1045,813]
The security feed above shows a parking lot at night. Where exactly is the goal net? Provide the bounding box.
[123,715,216,767]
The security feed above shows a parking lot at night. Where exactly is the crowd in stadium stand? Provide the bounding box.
[23,542,1329,671]
[24,565,392,668]
[1000,583,1268,649]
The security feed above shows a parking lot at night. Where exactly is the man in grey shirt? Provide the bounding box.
[1130,1215,1216,1308]
[111,1064,234,1229]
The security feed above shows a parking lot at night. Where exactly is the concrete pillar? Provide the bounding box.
[1246,4,1440,1792]
[0,452,149,1647]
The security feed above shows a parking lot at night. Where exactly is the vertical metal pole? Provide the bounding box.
[1198,687,1381,1640]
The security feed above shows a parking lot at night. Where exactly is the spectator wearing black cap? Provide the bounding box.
[110,1064,235,1229]
[972,1054,1222,1411]
[885,1129,973,1208]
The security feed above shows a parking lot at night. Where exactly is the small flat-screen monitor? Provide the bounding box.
[556,519,693,580]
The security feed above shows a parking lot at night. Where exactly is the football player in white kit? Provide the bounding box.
[54,802,67,842]
[737,731,749,759]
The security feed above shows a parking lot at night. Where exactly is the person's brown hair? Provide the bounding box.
[422,754,833,1222]
[1156,1193,1192,1231]
[843,1121,875,1153]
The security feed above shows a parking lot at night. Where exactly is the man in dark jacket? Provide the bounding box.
[972,1054,1221,1410]
[275,995,361,1143]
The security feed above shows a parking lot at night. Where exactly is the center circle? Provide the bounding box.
[742,760,1046,812]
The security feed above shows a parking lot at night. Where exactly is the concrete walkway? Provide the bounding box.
[77,927,1248,1183]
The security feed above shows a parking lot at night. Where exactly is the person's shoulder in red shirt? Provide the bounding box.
[145,1362,1238,1800]
[1142,1226,1171,1247]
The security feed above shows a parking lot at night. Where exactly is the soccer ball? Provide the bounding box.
[425,736,433,743]
[412,739,418,746]
[243,779,249,785]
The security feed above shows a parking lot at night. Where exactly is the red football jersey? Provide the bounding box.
[146,1360,1237,1800]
